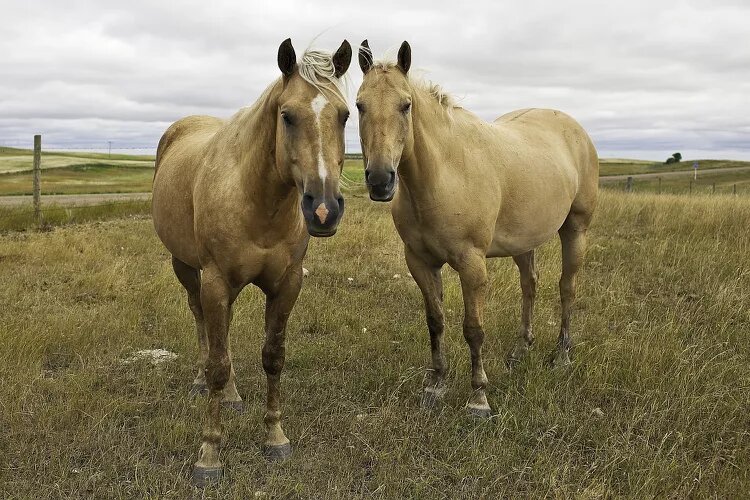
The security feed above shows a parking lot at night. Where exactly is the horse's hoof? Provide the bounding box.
[506,344,530,370]
[551,349,572,369]
[191,465,223,487]
[189,383,208,398]
[421,386,446,410]
[263,442,292,461]
[466,404,492,419]
[221,400,246,414]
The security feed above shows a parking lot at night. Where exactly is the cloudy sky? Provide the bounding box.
[2,0,748,160]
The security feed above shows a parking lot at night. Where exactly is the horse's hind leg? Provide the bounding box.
[506,250,537,368]
[553,212,590,367]
[405,247,447,409]
[172,257,242,409]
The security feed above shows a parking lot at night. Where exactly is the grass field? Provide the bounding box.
[598,159,750,177]
[0,147,154,174]
[1,188,748,497]
[600,169,750,196]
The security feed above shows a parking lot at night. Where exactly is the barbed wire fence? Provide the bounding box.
[5,135,744,231]
[0,135,154,229]
[0,135,367,230]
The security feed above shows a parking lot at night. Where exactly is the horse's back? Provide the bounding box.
[483,108,598,256]
[153,115,225,268]
[494,108,598,209]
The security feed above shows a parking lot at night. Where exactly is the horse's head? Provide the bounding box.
[356,40,413,202]
[276,39,352,237]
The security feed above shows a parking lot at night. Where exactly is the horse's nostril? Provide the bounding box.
[389,171,396,184]
[365,170,371,182]
[302,193,314,206]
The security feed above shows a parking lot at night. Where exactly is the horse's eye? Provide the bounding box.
[355,102,365,113]
[401,102,412,113]
[281,111,294,126]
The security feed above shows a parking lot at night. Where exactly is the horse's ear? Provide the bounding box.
[359,39,373,74]
[278,38,296,76]
[397,41,411,74]
[332,40,352,78]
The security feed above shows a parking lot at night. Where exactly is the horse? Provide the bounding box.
[355,40,598,417]
[152,38,352,485]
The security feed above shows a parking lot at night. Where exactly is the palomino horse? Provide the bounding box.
[152,39,352,484]
[356,41,598,417]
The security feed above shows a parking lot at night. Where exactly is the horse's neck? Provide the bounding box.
[222,80,297,209]
[398,91,455,199]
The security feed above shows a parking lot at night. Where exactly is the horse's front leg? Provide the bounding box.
[261,265,303,460]
[454,249,492,418]
[405,246,447,409]
[192,265,237,486]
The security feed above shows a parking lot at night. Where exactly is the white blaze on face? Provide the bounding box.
[310,93,329,183]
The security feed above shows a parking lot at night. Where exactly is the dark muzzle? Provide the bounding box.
[301,193,345,237]
[365,167,396,202]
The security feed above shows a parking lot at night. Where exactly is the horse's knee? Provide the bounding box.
[262,343,285,376]
[205,355,231,391]
[426,311,444,336]
[463,324,484,345]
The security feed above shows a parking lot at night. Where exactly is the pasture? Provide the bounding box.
[1,188,748,497]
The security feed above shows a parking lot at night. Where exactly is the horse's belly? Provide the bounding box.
[486,202,571,257]
[486,227,559,257]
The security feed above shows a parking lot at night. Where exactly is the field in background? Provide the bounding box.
[0,189,748,497]
[598,158,750,176]
[2,147,750,197]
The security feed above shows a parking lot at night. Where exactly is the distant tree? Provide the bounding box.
[665,157,676,164]
[672,152,682,162]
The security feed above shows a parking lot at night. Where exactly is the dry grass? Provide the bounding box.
[0,190,749,498]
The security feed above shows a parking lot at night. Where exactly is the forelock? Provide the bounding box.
[297,49,349,108]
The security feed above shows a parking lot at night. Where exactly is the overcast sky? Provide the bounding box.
[2,0,748,160]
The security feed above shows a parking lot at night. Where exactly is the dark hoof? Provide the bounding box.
[189,383,208,398]
[506,341,531,370]
[192,465,223,487]
[420,387,446,410]
[467,404,492,419]
[221,400,246,414]
[263,442,292,461]
[550,349,572,369]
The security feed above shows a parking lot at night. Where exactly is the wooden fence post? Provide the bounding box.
[625,176,633,192]
[33,134,41,223]
[658,177,662,194]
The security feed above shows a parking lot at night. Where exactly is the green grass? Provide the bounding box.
[1,190,749,497]
[601,168,750,195]
[599,159,750,177]
[0,148,154,174]
[0,164,155,196]
[0,200,152,233]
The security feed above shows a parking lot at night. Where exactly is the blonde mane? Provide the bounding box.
[298,49,349,108]
[361,47,456,109]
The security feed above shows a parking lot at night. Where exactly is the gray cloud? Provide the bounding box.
[1,0,747,160]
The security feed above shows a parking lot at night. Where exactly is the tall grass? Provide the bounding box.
[0,191,748,497]
[0,200,152,232]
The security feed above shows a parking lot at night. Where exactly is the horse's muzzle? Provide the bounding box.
[365,168,396,202]
[301,193,345,237]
